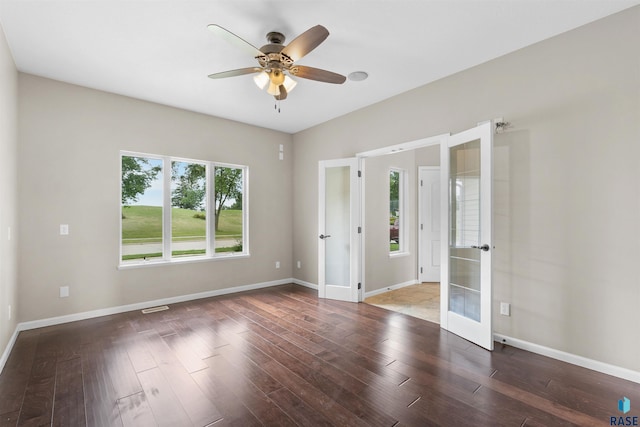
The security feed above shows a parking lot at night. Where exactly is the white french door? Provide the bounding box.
[318,158,360,302]
[440,122,493,350]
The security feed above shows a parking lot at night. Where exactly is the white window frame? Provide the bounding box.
[119,151,249,268]
[389,167,408,257]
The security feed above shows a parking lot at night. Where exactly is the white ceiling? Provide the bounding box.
[1,1,638,134]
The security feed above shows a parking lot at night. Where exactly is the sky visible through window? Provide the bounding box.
[130,158,163,206]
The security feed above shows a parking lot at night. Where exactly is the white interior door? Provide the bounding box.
[318,158,360,302]
[440,122,493,350]
[419,167,441,282]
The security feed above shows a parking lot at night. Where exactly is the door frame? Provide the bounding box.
[356,134,448,300]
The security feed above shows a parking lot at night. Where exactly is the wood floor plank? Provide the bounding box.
[140,332,222,426]
[267,387,335,427]
[190,367,262,427]
[81,340,124,427]
[0,332,39,415]
[0,410,20,427]
[117,391,157,427]
[136,368,192,427]
[1,284,637,427]
[52,357,86,427]
[16,356,57,426]
[203,354,297,427]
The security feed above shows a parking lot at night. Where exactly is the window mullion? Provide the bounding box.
[163,157,172,260]
[207,163,214,256]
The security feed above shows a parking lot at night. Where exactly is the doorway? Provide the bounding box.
[364,165,441,324]
[358,122,494,351]
[357,135,444,324]
[364,282,440,323]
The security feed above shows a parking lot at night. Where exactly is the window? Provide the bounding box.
[121,152,247,266]
[389,168,406,254]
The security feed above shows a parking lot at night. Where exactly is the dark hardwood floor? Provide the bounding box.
[0,284,638,426]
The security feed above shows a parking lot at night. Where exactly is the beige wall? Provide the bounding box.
[17,74,293,322]
[293,7,640,371]
[363,151,416,292]
[0,23,18,358]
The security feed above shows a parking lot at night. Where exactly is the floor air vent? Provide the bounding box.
[141,305,169,314]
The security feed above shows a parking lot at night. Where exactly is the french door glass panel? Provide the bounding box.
[325,165,351,287]
[449,140,481,321]
[318,157,360,303]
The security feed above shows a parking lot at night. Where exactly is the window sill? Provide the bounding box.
[118,252,250,270]
[389,251,410,259]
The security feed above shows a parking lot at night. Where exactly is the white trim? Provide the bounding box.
[118,252,251,270]
[356,134,449,158]
[292,278,318,290]
[0,327,20,375]
[364,279,418,298]
[494,333,640,385]
[17,278,292,332]
[389,251,410,259]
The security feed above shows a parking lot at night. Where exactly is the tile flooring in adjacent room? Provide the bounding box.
[364,282,440,324]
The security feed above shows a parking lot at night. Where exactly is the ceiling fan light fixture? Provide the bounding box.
[253,71,269,90]
[267,81,280,96]
[283,75,297,93]
[269,68,285,86]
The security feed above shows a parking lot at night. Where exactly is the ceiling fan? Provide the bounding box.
[207,24,346,101]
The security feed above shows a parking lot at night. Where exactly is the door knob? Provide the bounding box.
[319,234,331,240]
[471,244,490,252]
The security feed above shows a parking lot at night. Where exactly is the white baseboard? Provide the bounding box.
[494,333,640,385]
[364,279,418,298]
[17,278,294,332]
[292,278,318,290]
[0,327,20,375]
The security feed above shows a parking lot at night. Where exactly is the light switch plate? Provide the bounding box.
[500,302,510,316]
[60,224,69,235]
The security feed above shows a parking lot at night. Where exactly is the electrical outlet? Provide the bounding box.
[60,224,69,235]
[500,302,510,316]
[297,261,301,269]
[275,261,280,269]
[60,286,70,298]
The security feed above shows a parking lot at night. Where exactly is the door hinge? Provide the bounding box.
[420,224,423,230]
[420,179,423,186]
[357,226,362,234]
[358,283,361,290]
[420,267,423,274]
[358,170,362,178]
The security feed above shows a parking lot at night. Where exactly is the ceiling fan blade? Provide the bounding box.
[208,67,263,79]
[281,25,329,62]
[275,85,287,101]
[207,24,264,58]
[290,65,346,84]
